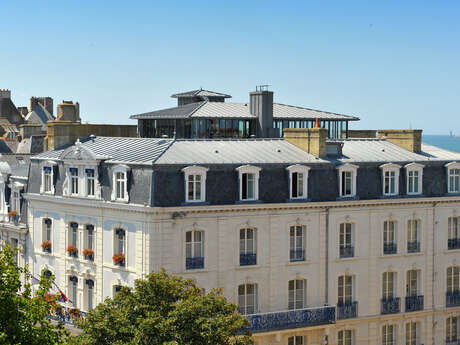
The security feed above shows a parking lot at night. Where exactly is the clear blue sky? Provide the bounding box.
[1,1,459,134]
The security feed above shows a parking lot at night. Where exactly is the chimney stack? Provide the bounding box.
[249,85,273,138]
[377,129,422,153]
[0,89,11,99]
[284,126,328,158]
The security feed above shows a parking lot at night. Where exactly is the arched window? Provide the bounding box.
[238,283,257,315]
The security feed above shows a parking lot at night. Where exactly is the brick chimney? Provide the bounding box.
[0,89,11,99]
[377,129,422,153]
[249,86,273,138]
[284,127,328,158]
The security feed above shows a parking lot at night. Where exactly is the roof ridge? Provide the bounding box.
[187,100,207,118]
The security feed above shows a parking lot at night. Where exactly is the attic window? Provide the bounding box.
[337,164,358,198]
[286,165,310,200]
[236,165,261,201]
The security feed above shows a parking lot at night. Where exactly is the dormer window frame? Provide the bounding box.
[236,165,261,202]
[40,161,57,195]
[380,163,401,197]
[337,164,358,198]
[446,162,460,194]
[286,164,310,200]
[62,160,100,198]
[405,163,424,195]
[182,165,209,203]
[111,164,130,203]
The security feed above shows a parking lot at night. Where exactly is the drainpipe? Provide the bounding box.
[325,207,330,304]
[432,202,437,345]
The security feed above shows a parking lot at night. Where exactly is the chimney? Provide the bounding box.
[284,126,328,158]
[0,89,11,99]
[249,85,273,138]
[377,129,422,153]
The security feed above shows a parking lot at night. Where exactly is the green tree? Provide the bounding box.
[0,243,69,344]
[73,270,253,345]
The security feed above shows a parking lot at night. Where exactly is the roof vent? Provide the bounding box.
[214,150,219,153]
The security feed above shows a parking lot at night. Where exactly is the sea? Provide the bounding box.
[422,135,460,154]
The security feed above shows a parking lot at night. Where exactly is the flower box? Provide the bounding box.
[7,210,18,224]
[82,248,94,261]
[41,240,52,253]
[66,245,78,257]
[112,253,125,266]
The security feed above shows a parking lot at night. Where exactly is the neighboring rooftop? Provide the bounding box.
[171,89,232,99]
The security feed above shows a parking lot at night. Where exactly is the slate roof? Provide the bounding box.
[10,163,29,178]
[25,103,55,124]
[171,89,231,99]
[130,101,358,121]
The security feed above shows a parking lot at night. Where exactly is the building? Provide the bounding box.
[19,126,460,344]
[131,87,359,139]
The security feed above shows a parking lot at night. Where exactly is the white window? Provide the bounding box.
[70,168,79,195]
[240,228,257,266]
[382,272,396,299]
[405,322,417,345]
[407,219,420,253]
[84,224,95,260]
[238,283,257,315]
[111,165,130,202]
[446,162,460,194]
[338,330,354,345]
[380,164,401,196]
[405,163,424,195]
[69,276,78,307]
[85,279,94,311]
[115,229,126,255]
[290,225,305,262]
[286,165,310,199]
[383,220,397,254]
[42,218,52,252]
[288,279,306,310]
[236,165,261,201]
[447,317,459,343]
[40,162,56,194]
[11,189,20,215]
[338,275,353,304]
[448,217,460,250]
[338,164,358,198]
[339,223,354,258]
[86,169,95,197]
[447,266,460,293]
[185,230,204,269]
[382,324,396,345]
[406,270,419,297]
[182,166,208,203]
[288,336,304,345]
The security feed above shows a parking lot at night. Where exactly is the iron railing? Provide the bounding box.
[407,241,420,253]
[383,242,397,255]
[405,295,424,312]
[186,257,204,270]
[381,297,400,314]
[337,301,358,320]
[339,245,354,258]
[448,238,460,250]
[290,249,305,262]
[240,253,257,266]
[446,291,460,307]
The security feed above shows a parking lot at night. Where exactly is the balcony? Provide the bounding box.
[381,297,400,314]
[48,305,87,326]
[245,305,335,333]
[446,291,460,307]
[383,242,397,255]
[405,295,424,312]
[446,340,460,345]
[186,256,204,270]
[240,253,257,266]
[448,238,460,250]
[337,301,358,320]
[339,245,354,258]
[407,241,420,253]
[290,249,305,262]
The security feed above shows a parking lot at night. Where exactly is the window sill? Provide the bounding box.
[334,256,360,262]
[235,200,263,204]
[235,264,263,270]
[286,198,311,203]
[182,268,209,274]
[379,253,401,258]
[404,252,424,257]
[286,259,311,266]
[445,249,460,254]
[380,194,402,199]
[336,196,359,201]
[105,262,133,272]
[181,201,210,206]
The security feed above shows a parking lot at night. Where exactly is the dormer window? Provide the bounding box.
[70,168,79,195]
[405,163,424,195]
[338,164,358,198]
[111,165,130,202]
[86,169,95,197]
[40,162,56,195]
[182,166,208,203]
[380,164,401,196]
[236,165,261,201]
[286,165,310,200]
[446,162,460,194]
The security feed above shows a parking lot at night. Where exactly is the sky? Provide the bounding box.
[1,1,459,134]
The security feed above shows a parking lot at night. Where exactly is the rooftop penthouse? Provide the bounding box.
[131,86,359,139]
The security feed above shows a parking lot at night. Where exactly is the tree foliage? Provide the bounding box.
[0,243,69,344]
[73,270,253,345]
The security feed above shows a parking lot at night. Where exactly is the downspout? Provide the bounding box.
[432,202,437,345]
[325,207,330,304]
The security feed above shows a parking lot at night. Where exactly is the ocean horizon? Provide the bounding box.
[422,135,460,154]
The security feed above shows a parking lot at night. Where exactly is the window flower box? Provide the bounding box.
[113,253,125,266]
[7,210,18,224]
[41,240,52,253]
[83,248,94,261]
[66,245,78,257]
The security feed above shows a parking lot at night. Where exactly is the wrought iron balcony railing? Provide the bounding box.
[48,306,87,326]
[339,245,354,258]
[337,301,358,320]
[383,242,397,255]
[407,241,420,253]
[446,291,460,307]
[186,257,204,270]
[448,238,460,250]
[381,297,400,314]
[245,305,335,333]
[446,339,460,345]
[290,249,305,262]
[240,253,257,266]
[405,295,424,312]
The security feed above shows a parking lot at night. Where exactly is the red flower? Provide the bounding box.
[83,248,94,257]
[41,240,52,250]
[66,245,78,254]
[112,253,125,264]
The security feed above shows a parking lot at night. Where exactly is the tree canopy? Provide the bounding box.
[73,270,253,345]
[0,244,68,345]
